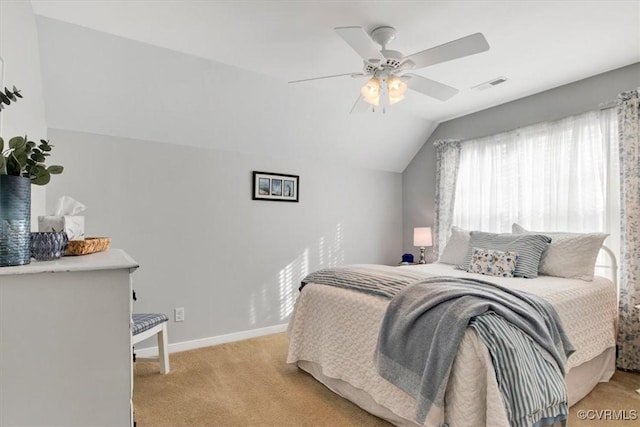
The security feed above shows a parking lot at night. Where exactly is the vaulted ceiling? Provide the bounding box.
[30,1,640,171]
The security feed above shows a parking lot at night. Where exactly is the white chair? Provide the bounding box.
[132,313,170,374]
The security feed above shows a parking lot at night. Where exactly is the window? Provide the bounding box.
[451,108,619,250]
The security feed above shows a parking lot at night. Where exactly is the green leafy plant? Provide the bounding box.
[0,136,63,185]
[0,86,63,185]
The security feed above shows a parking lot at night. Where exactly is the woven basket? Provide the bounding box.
[66,237,111,256]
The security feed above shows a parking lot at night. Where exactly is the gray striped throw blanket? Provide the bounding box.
[300,267,575,427]
[300,264,427,298]
[469,313,569,427]
[376,276,574,425]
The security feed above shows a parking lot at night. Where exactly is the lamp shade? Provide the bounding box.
[413,227,433,247]
[361,77,381,106]
[387,75,407,105]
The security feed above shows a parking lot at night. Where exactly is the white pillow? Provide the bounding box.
[439,226,470,265]
[511,223,608,281]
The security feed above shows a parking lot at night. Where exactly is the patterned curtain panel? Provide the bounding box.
[433,139,461,257]
[616,88,640,371]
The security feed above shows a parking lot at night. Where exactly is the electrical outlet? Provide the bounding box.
[174,307,185,322]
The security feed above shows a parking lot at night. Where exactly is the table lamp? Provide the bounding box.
[413,227,433,264]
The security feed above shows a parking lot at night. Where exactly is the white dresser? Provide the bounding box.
[0,249,138,426]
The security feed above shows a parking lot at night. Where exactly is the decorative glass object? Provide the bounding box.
[401,253,414,264]
[30,231,68,261]
[0,175,32,267]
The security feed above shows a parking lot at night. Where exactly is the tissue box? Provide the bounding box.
[38,216,85,241]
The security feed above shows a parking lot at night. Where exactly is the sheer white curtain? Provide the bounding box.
[451,110,619,248]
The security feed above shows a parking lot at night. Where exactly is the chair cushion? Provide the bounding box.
[132,313,169,336]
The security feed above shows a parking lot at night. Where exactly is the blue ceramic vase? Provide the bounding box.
[0,175,32,266]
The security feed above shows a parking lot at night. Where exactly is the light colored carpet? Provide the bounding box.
[134,333,640,427]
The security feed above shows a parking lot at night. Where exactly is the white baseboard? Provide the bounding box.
[133,323,288,358]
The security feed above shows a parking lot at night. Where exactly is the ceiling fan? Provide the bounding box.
[289,26,490,113]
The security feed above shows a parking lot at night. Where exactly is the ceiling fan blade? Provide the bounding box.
[350,95,372,114]
[288,72,362,84]
[404,74,459,101]
[404,32,489,69]
[335,27,386,63]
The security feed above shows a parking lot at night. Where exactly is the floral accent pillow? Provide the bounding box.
[467,247,519,278]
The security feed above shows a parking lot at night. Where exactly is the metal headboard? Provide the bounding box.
[596,245,618,291]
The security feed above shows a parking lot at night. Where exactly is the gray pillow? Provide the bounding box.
[512,223,608,281]
[458,231,551,278]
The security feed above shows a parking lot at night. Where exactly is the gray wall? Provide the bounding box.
[402,62,640,255]
[32,16,404,348]
[47,128,401,346]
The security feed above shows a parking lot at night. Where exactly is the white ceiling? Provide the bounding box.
[29,1,640,172]
[30,0,640,122]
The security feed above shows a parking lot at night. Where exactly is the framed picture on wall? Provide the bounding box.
[252,171,299,202]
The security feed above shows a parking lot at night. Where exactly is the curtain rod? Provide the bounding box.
[435,99,618,148]
[447,103,617,146]
[599,100,616,110]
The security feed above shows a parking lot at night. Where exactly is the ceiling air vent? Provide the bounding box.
[472,76,509,91]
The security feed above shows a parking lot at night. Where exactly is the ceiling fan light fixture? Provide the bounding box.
[387,75,407,96]
[291,26,490,113]
[387,75,407,105]
[361,77,381,106]
[389,93,405,105]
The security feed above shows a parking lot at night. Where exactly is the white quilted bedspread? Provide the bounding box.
[286,263,617,427]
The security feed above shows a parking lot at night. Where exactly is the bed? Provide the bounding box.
[286,249,617,426]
